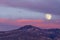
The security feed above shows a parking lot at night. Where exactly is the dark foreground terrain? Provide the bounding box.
[0,25,60,40]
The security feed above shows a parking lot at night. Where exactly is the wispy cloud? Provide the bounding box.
[0,5,60,20]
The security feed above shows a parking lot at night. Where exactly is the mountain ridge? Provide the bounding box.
[0,25,60,40]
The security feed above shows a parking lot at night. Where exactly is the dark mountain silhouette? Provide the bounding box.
[0,25,60,40]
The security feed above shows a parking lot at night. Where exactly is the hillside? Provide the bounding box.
[0,25,60,40]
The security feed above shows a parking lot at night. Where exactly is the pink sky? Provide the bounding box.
[0,19,59,29]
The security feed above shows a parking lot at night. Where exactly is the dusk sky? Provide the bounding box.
[0,0,60,31]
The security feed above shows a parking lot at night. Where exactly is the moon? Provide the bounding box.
[45,14,52,20]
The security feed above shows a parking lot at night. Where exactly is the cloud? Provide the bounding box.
[0,0,60,19]
[6,0,60,15]
[0,5,60,20]
[0,5,46,19]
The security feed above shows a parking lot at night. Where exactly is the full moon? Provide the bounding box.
[45,14,52,20]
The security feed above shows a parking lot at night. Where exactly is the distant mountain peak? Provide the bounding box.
[24,25,34,28]
[18,25,34,30]
[18,25,41,31]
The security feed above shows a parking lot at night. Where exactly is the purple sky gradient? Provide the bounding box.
[0,0,60,31]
